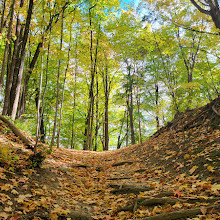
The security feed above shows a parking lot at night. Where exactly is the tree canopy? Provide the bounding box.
[0,0,219,150]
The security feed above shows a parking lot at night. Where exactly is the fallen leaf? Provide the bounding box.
[200,206,207,215]
[4,206,12,212]
[207,165,215,173]
[11,189,19,195]
[174,190,181,198]
[189,165,198,174]
[0,212,9,219]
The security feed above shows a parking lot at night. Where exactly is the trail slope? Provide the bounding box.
[0,98,219,219]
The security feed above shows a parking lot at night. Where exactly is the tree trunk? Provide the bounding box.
[94,73,99,151]
[2,17,21,115]
[57,23,71,148]
[50,11,64,147]
[127,65,135,145]
[0,0,6,33]
[70,40,77,149]
[136,71,142,143]
[35,54,44,149]
[0,0,16,94]
[103,63,109,151]
[126,98,129,147]
[117,111,126,149]
[11,0,34,120]
[83,9,100,150]
[19,2,70,117]
[155,84,160,131]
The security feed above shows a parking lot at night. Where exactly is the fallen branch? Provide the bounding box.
[0,115,33,147]
[142,204,220,220]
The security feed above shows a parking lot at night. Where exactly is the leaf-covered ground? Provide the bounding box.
[0,98,219,219]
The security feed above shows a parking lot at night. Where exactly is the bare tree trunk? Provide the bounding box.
[94,73,99,151]
[50,11,64,147]
[155,84,160,130]
[126,64,135,145]
[117,111,126,149]
[39,31,52,144]
[71,39,78,149]
[0,0,6,33]
[136,86,142,143]
[11,0,34,120]
[2,18,22,115]
[89,95,94,151]
[103,62,109,151]
[0,0,15,94]
[126,96,129,147]
[20,2,70,117]
[35,54,44,151]
[83,9,99,150]
[57,23,71,148]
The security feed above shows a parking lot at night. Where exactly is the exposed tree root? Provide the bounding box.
[120,195,220,212]
[0,115,33,147]
[112,161,134,167]
[110,183,154,194]
[108,176,131,180]
[141,204,220,220]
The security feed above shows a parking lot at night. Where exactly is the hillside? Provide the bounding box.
[0,98,219,220]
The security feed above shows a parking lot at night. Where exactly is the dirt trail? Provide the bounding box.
[0,98,220,219]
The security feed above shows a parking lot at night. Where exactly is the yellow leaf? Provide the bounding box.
[49,212,58,220]
[4,206,12,212]
[0,212,9,219]
[207,165,215,173]
[11,189,19,195]
[189,166,198,174]
[200,206,207,215]
[184,154,190,159]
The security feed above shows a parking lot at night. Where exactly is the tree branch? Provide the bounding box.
[190,0,211,15]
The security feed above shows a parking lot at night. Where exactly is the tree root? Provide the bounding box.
[0,115,33,148]
[108,176,131,180]
[110,183,154,194]
[141,204,220,220]
[119,197,178,212]
[112,161,134,167]
[119,193,220,212]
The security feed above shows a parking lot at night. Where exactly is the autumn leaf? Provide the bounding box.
[200,206,207,215]
[174,190,181,198]
[49,212,58,220]
[189,165,198,174]
[207,165,215,173]
[0,212,9,219]
[4,206,12,212]
[11,189,19,195]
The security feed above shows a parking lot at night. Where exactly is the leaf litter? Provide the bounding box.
[0,98,219,219]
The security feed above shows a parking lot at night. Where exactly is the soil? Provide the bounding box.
[0,98,219,219]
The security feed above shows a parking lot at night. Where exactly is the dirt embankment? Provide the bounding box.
[0,98,219,219]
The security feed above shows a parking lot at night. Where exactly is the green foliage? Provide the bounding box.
[0,0,219,151]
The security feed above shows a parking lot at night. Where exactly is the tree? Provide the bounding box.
[189,0,220,29]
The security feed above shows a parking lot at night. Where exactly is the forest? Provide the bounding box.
[0,0,220,219]
[0,0,219,151]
